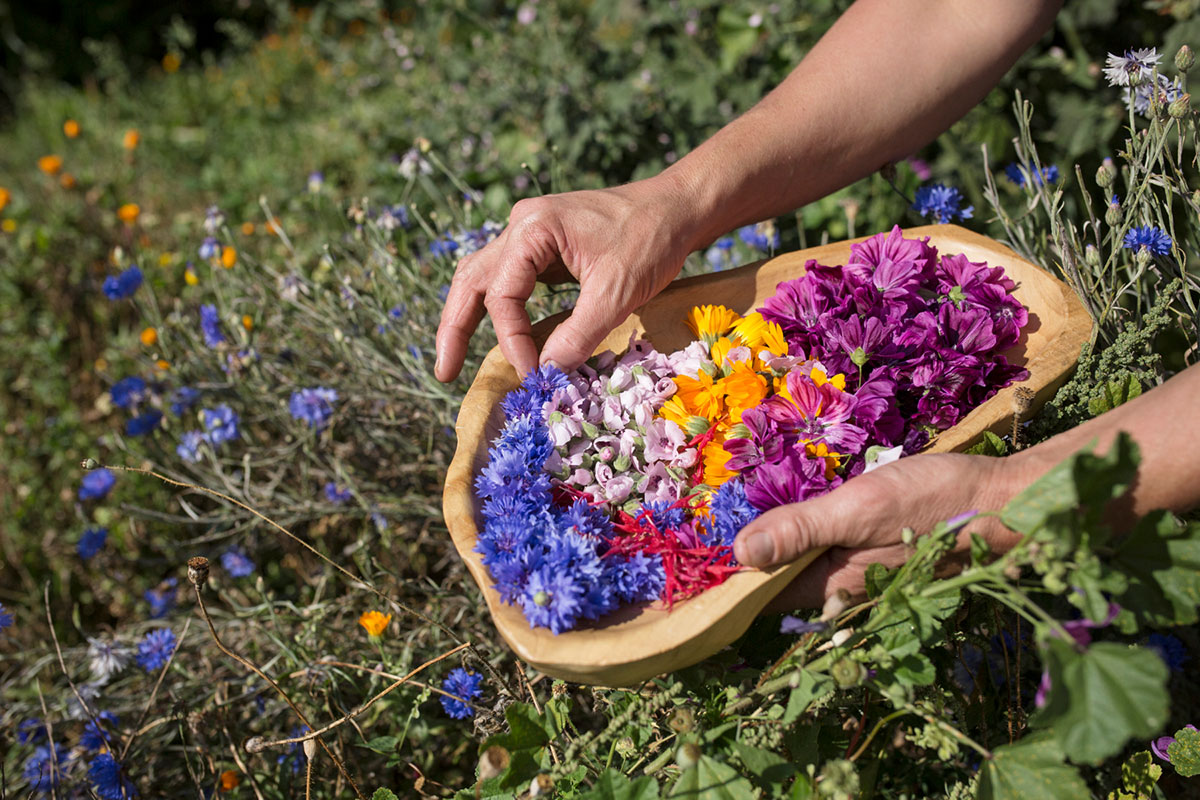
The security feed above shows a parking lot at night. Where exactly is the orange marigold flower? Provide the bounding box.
[162,52,181,73]
[240,221,255,236]
[220,246,237,269]
[241,315,253,331]
[60,173,77,189]
[674,370,724,423]
[358,610,391,637]
[38,155,63,176]
[123,129,140,150]
[219,770,241,791]
[140,327,158,346]
[0,187,10,212]
[156,359,170,371]
[805,442,843,480]
[702,437,736,487]
[720,365,768,425]
[686,304,741,342]
[117,203,140,224]
[1,219,16,233]
[63,119,81,138]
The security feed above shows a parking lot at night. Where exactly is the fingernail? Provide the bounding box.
[738,532,774,566]
[434,351,443,375]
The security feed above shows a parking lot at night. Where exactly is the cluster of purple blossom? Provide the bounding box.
[176,404,240,463]
[730,226,1028,507]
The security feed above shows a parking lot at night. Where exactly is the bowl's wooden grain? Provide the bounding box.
[443,225,1092,686]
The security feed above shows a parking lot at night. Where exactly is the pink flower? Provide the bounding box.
[644,419,687,463]
[762,370,867,454]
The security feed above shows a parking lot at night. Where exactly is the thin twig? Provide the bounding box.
[42,583,108,751]
[313,660,489,711]
[222,724,267,800]
[191,582,366,800]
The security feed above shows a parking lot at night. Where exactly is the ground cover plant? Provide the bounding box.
[2,1,1200,798]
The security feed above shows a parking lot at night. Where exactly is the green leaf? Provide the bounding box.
[362,735,400,754]
[1167,726,1200,778]
[965,430,1008,456]
[781,670,833,725]
[578,770,660,800]
[863,562,897,599]
[1035,639,1169,764]
[485,702,550,752]
[1116,750,1161,798]
[730,740,795,793]
[371,790,399,800]
[1110,512,1200,627]
[668,754,757,800]
[977,733,1090,800]
[1087,373,1142,417]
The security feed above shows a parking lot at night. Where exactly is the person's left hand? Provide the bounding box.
[732,452,1026,609]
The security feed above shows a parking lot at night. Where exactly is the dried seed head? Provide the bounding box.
[244,736,266,754]
[668,707,695,733]
[528,774,554,797]
[832,657,866,689]
[302,737,317,760]
[187,556,210,588]
[81,458,99,470]
[478,745,509,781]
[1011,387,1036,417]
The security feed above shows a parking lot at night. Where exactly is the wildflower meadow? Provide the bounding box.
[2,2,1200,798]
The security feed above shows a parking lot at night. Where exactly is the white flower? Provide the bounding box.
[88,636,132,685]
[1103,48,1160,87]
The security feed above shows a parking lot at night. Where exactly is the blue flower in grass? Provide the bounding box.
[1122,225,1172,256]
[87,752,136,799]
[136,628,177,672]
[102,267,143,300]
[110,376,147,409]
[221,547,255,578]
[78,527,108,560]
[913,183,973,224]
[289,387,338,430]
[440,667,484,719]
[79,469,116,501]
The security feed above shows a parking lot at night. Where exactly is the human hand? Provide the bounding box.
[435,175,697,382]
[733,452,1027,609]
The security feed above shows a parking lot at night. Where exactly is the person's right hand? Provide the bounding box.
[434,175,697,382]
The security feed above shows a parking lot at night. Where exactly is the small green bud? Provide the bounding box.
[850,347,869,367]
[832,657,866,689]
[533,591,550,607]
[612,454,631,473]
[1084,244,1101,268]
[1105,202,1124,227]
[947,285,966,306]
[1136,247,1152,267]
[1169,93,1191,119]
[685,416,711,437]
[675,743,702,771]
[580,420,599,439]
[81,457,99,470]
[1177,44,1195,73]
[1096,158,1116,188]
[615,737,636,759]
[727,422,751,440]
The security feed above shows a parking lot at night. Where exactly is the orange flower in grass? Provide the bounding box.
[0,187,9,212]
[63,119,80,138]
[38,155,63,176]
[220,246,237,268]
[117,203,140,224]
[140,327,158,346]
[219,770,240,791]
[123,129,140,151]
[358,610,391,637]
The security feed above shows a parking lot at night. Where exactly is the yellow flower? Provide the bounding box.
[117,203,140,224]
[674,370,724,423]
[2,219,17,233]
[38,155,63,176]
[60,173,76,189]
[155,359,170,371]
[158,252,173,267]
[685,304,742,341]
[140,327,158,346]
[805,442,843,480]
[240,221,256,236]
[63,119,80,138]
[731,312,768,347]
[709,336,736,368]
[358,610,391,637]
[810,367,846,392]
[162,52,181,73]
[760,321,787,356]
[0,187,9,212]
[219,770,241,791]
[658,395,692,427]
[123,129,140,151]
[241,315,253,331]
[184,266,199,286]
[702,437,736,487]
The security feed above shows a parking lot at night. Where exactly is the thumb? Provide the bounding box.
[734,478,879,568]
[539,283,630,371]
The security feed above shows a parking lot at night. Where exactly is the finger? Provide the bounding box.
[435,252,490,382]
[763,549,837,612]
[538,281,630,371]
[486,239,547,378]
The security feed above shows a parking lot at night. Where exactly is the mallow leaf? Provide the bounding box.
[977,733,1090,800]
[1110,511,1200,627]
[1166,727,1200,778]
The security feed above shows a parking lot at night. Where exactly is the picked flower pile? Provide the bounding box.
[474,227,1029,633]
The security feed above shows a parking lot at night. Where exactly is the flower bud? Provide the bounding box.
[528,775,554,797]
[81,457,99,470]
[675,743,702,770]
[244,736,266,754]
[820,588,852,622]
[187,556,210,588]
[1096,158,1116,188]
[1136,247,1152,268]
[850,347,868,367]
[1169,93,1191,119]
[1105,201,1124,227]
[1084,244,1101,268]
[302,738,317,760]
[685,416,711,437]
[1177,45,1195,73]
[832,657,866,689]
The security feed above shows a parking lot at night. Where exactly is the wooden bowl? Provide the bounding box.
[443,224,1092,686]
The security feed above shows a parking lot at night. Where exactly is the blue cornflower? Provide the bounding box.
[1147,632,1188,672]
[912,183,974,224]
[87,752,135,799]
[496,414,554,467]
[1004,163,1059,187]
[737,223,780,252]
[519,565,585,634]
[388,303,407,321]
[77,527,108,560]
[102,266,143,300]
[523,363,570,401]
[176,430,205,463]
[560,498,613,540]
[80,711,119,751]
[308,171,325,193]
[125,410,162,437]
[440,667,484,719]
[709,480,761,549]
[79,468,116,501]
[429,235,458,258]
[476,515,536,566]
[198,237,221,260]
[23,743,69,793]
[221,547,255,578]
[144,578,177,619]
[169,387,200,416]
[18,718,46,744]
[277,726,309,774]
[607,552,665,604]
[476,446,551,500]
[1104,48,1161,87]
[371,510,388,531]
[289,387,338,430]
[639,501,688,532]
[110,376,148,409]
[324,482,353,504]
[201,405,239,445]
[438,284,451,302]
[200,304,225,348]
[136,628,177,672]
[1122,225,1173,256]
[0,602,13,631]
[408,344,422,361]
[781,615,829,635]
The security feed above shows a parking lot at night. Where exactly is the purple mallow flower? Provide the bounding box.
[136,628,177,671]
[440,667,484,719]
[289,387,338,430]
[79,468,116,501]
[1153,725,1198,763]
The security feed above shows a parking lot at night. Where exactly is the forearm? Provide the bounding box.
[1005,363,1200,526]
[653,0,1061,251]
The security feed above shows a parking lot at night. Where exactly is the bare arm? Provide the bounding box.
[435,0,1062,381]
